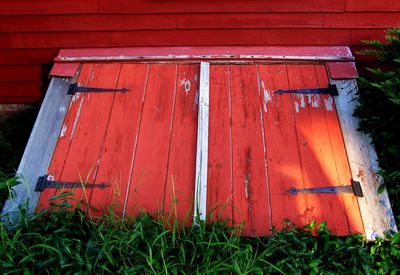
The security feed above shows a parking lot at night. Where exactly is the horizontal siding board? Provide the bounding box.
[350,29,387,45]
[0,65,42,82]
[324,13,400,28]
[0,0,347,15]
[0,29,353,49]
[177,13,324,29]
[110,29,352,47]
[0,32,111,49]
[0,0,98,15]
[0,82,42,97]
[0,49,58,65]
[5,0,398,15]
[1,12,399,33]
[346,0,400,11]
[98,0,345,13]
[0,14,177,32]
[0,13,329,33]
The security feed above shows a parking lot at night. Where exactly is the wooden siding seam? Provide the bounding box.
[86,64,122,214]
[161,64,179,213]
[122,64,151,219]
[4,12,398,33]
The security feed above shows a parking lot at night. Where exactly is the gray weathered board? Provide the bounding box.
[194,62,210,222]
[332,79,397,240]
[1,77,71,224]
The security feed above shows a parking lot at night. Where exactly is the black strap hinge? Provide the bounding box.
[287,179,363,197]
[275,84,338,96]
[35,175,110,192]
[68,83,129,95]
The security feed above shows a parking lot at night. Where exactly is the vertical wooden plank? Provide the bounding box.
[287,64,344,231]
[286,64,353,235]
[314,65,364,234]
[258,64,309,229]
[87,64,149,216]
[230,64,270,235]
[193,61,210,222]
[2,77,71,222]
[332,79,397,240]
[163,64,199,225]
[52,63,120,210]
[37,64,93,209]
[125,64,177,217]
[207,64,233,223]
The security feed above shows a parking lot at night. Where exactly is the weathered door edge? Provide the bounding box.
[194,62,210,222]
[332,79,398,240]
[1,77,72,224]
[54,46,354,63]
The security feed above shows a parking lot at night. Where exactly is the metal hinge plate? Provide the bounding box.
[35,175,110,192]
[275,84,338,96]
[287,179,363,197]
[67,83,129,95]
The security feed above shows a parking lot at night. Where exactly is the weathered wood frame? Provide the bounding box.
[332,79,397,240]
[2,77,72,224]
[2,49,396,240]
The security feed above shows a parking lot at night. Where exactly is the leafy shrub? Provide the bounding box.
[355,28,400,215]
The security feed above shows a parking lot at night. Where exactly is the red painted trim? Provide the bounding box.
[54,46,354,63]
[49,63,80,77]
[327,62,359,79]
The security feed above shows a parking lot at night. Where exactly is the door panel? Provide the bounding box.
[230,65,271,235]
[38,63,199,221]
[208,64,364,236]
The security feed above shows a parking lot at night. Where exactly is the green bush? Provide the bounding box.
[355,28,400,216]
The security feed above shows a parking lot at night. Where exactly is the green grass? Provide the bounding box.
[1,194,399,274]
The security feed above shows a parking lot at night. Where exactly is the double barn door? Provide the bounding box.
[37,62,364,236]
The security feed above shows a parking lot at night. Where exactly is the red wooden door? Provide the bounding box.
[37,63,199,223]
[207,64,364,236]
[37,62,364,236]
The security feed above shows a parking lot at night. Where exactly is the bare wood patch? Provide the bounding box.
[2,77,71,223]
[332,79,397,240]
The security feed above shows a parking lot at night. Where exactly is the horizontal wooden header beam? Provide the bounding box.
[54,46,354,63]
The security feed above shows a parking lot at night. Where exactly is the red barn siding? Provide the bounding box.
[0,0,400,103]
